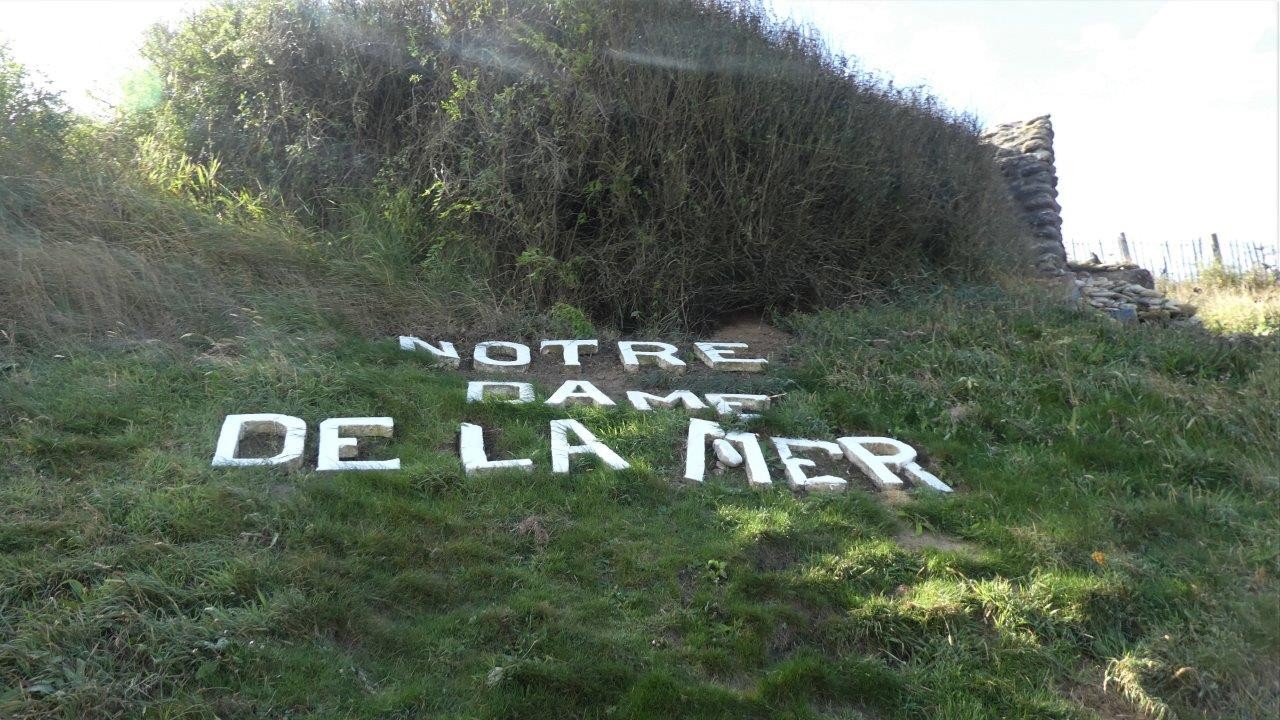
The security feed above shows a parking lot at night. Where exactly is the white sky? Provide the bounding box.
[767,0,1279,270]
[2,0,1277,268]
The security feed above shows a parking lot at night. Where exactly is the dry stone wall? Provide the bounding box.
[985,115,1197,324]
[1070,262,1196,322]
[982,115,1066,276]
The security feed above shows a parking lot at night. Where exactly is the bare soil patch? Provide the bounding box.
[462,313,796,400]
[892,528,977,555]
[1065,676,1144,720]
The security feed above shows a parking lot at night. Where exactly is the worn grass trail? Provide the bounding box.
[2,289,1277,719]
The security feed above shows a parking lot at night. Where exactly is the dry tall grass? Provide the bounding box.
[0,171,516,351]
[140,0,1027,330]
[1159,267,1280,336]
[4,0,1030,349]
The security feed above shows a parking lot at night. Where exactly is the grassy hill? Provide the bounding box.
[4,288,1277,719]
[2,2,1278,718]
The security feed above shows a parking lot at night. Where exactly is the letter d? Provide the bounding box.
[211,413,307,470]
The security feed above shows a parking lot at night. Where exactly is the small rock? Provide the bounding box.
[713,439,744,468]
[1107,307,1138,323]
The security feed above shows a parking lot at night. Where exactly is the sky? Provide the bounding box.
[2,0,1276,270]
[766,0,1279,271]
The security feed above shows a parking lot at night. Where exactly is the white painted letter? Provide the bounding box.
[317,417,400,472]
[902,461,953,492]
[682,417,770,488]
[212,413,307,470]
[705,393,770,419]
[617,341,685,374]
[545,380,615,407]
[540,339,598,367]
[473,341,531,373]
[466,381,535,404]
[771,438,847,492]
[459,422,533,475]
[549,419,630,473]
[693,342,767,372]
[625,389,708,412]
[836,436,913,489]
[398,336,460,368]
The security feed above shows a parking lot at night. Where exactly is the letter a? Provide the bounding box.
[549,419,630,473]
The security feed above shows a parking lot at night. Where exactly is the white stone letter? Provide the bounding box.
[625,390,708,412]
[473,341,531,373]
[458,422,533,475]
[682,417,770,488]
[212,413,307,470]
[550,419,630,473]
[317,417,400,472]
[398,336,460,368]
[902,461,953,492]
[617,341,685,374]
[540,339,598,367]
[545,380,615,407]
[466,381,535,404]
[836,436,913,489]
[772,438,847,492]
[693,342,767,372]
[705,393,770,419]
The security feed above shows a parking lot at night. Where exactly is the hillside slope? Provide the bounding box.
[2,4,1278,718]
[3,287,1278,719]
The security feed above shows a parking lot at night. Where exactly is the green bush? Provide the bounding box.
[137,0,1026,330]
[547,301,596,338]
[0,45,71,173]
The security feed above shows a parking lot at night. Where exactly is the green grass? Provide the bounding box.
[2,287,1277,719]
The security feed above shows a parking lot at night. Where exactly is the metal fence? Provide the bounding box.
[1066,233,1278,281]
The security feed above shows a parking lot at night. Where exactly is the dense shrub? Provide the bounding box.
[139,0,1025,330]
[0,45,71,173]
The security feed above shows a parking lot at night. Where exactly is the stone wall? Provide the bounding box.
[984,115,1197,325]
[981,115,1066,276]
[1070,264,1196,322]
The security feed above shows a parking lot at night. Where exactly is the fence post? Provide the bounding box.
[1117,232,1132,264]
[1210,233,1223,266]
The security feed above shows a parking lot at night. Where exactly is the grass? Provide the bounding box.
[2,285,1276,719]
[1,17,1276,720]
[0,167,530,351]
[1159,267,1280,336]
